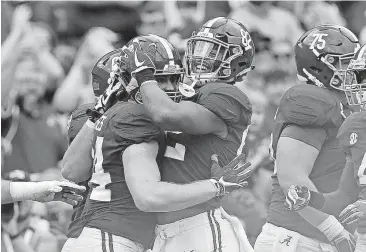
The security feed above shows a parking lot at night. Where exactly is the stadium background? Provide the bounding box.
[2,1,366,251]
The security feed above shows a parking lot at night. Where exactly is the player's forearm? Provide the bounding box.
[279,172,330,227]
[136,180,217,212]
[319,162,359,216]
[2,180,54,203]
[61,123,94,182]
[139,80,180,128]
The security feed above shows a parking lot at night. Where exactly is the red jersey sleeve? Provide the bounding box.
[281,125,327,150]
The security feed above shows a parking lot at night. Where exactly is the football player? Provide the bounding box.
[253,24,360,252]
[62,35,251,252]
[61,49,122,252]
[61,103,93,252]
[119,17,254,252]
[285,44,366,252]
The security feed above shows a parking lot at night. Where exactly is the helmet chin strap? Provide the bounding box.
[179,80,199,98]
[180,59,206,97]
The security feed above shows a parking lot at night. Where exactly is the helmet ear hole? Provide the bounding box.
[310,66,321,74]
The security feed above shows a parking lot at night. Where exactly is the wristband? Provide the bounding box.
[209,179,225,197]
[135,69,155,86]
[316,215,344,241]
[85,119,95,129]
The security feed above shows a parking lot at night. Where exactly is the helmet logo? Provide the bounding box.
[240,29,253,51]
[309,34,328,50]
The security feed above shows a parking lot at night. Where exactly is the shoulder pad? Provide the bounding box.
[197,82,252,111]
[278,85,340,127]
[67,103,94,143]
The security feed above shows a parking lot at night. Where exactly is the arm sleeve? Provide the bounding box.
[281,125,327,151]
[321,161,360,216]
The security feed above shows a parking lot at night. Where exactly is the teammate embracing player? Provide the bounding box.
[62,33,252,252]
[285,45,366,252]
[253,24,360,252]
[119,17,255,252]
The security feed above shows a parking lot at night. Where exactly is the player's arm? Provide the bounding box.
[279,126,356,250]
[61,122,94,183]
[124,141,217,212]
[276,127,332,226]
[310,160,359,216]
[139,77,228,138]
[124,141,251,212]
[120,42,228,137]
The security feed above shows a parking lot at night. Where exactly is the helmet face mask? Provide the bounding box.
[186,34,243,81]
[134,74,183,104]
[125,34,184,103]
[325,52,355,89]
[342,54,366,111]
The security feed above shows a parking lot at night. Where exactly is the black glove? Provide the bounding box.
[285,185,311,211]
[330,229,356,252]
[210,153,252,196]
[120,41,157,76]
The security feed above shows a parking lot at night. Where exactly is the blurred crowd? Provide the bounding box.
[2,1,366,251]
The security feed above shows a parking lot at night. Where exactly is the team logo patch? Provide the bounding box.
[350,133,358,145]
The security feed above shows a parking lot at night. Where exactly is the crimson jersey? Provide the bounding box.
[337,111,366,233]
[157,82,252,224]
[268,84,351,243]
[82,101,165,247]
[65,103,93,238]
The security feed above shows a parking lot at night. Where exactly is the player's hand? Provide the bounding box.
[31,181,86,206]
[330,229,356,252]
[120,41,157,76]
[339,200,366,225]
[86,76,123,123]
[210,153,252,196]
[285,185,311,211]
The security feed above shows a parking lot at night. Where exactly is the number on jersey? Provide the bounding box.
[89,136,112,201]
[164,131,186,161]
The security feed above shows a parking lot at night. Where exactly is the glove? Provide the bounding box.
[317,215,356,252]
[120,40,156,76]
[86,77,123,123]
[285,185,311,211]
[339,201,366,225]
[210,153,252,196]
[330,229,356,252]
